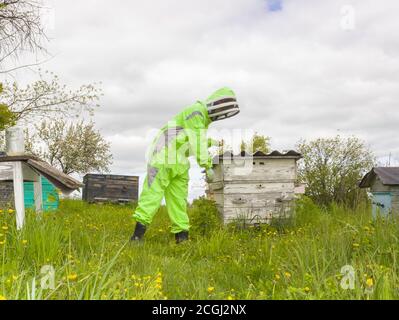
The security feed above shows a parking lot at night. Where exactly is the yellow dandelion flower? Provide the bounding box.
[8,209,14,214]
[22,240,28,245]
[67,273,78,282]
[227,295,234,300]
[0,295,6,300]
[207,287,215,294]
[284,272,292,279]
[275,274,281,281]
[2,226,8,231]
[366,278,374,288]
[304,287,311,293]
[155,277,162,284]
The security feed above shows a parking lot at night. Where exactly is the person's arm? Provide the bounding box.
[184,111,213,170]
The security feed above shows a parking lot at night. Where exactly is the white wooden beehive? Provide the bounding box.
[207,151,302,224]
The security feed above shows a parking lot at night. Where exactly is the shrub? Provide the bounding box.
[189,197,222,237]
[294,195,323,227]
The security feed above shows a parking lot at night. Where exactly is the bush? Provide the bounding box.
[189,197,222,237]
[294,195,323,227]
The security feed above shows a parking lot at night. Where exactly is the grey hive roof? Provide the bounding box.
[0,155,83,194]
[215,150,302,162]
[359,167,399,188]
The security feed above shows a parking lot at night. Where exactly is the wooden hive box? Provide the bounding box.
[359,167,399,218]
[207,151,302,224]
[82,174,139,204]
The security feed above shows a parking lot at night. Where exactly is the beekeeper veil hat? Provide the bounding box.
[206,87,240,122]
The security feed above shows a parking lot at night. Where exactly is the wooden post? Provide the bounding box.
[34,175,43,213]
[13,161,25,230]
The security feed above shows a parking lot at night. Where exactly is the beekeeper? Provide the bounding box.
[131,88,240,244]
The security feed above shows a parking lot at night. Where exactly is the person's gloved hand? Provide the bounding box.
[206,168,215,183]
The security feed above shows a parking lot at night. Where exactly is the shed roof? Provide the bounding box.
[0,155,83,194]
[359,167,399,188]
[214,150,302,162]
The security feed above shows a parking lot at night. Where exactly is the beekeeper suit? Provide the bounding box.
[131,87,240,243]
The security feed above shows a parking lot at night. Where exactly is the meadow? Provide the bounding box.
[0,197,398,300]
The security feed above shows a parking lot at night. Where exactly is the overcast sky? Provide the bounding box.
[6,0,399,199]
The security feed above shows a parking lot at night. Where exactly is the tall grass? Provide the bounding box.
[0,197,398,300]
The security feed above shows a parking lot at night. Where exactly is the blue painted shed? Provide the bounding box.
[359,167,399,218]
[24,178,59,211]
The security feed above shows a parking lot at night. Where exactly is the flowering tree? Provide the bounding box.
[27,119,113,175]
[1,71,102,124]
[297,135,376,208]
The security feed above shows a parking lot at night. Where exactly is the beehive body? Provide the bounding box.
[368,176,399,217]
[82,174,139,204]
[359,167,399,218]
[0,178,59,211]
[207,152,302,224]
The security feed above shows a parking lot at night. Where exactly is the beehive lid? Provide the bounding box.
[359,167,399,188]
[0,155,83,194]
[214,150,302,162]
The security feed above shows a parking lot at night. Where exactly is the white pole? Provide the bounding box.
[34,175,43,213]
[13,161,25,230]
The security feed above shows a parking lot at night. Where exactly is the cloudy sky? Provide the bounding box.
[7,0,399,198]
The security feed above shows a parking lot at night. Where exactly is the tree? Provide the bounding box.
[1,71,101,124]
[240,133,271,154]
[297,136,376,208]
[27,119,113,175]
[217,139,231,155]
[0,83,16,130]
[0,2,101,126]
[0,0,47,72]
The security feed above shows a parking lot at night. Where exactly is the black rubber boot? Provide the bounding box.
[130,222,147,242]
[175,231,189,244]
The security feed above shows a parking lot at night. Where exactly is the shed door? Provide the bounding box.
[372,193,392,218]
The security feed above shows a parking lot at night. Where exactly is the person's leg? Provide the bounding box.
[133,166,170,228]
[164,169,190,235]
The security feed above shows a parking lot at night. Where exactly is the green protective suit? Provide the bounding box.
[133,87,236,234]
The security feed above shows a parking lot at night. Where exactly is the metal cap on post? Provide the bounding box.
[6,127,25,156]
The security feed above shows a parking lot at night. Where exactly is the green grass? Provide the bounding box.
[0,197,399,300]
